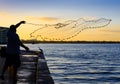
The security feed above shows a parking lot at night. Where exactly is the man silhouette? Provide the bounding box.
[0,21,29,84]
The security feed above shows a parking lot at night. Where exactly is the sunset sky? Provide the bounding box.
[0,0,120,41]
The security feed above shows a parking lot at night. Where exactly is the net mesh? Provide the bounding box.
[27,18,111,41]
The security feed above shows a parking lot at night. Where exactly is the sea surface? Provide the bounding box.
[24,43,120,84]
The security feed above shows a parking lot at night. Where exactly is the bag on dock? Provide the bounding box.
[0,46,7,58]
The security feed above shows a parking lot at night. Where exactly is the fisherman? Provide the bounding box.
[0,21,29,84]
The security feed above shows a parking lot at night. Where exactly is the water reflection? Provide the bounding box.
[26,43,120,84]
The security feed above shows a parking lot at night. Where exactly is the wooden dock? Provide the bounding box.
[0,49,54,84]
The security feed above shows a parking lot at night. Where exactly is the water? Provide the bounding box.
[25,43,120,84]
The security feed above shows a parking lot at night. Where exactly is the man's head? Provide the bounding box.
[10,25,16,32]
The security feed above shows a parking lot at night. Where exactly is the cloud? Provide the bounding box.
[0,11,26,26]
[40,17,59,22]
[25,16,60,23]
[101,29,120,33]
[82,16,97,20]
[0,12,17,26]
[0,12,14,18]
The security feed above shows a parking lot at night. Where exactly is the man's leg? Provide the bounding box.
[12,54,21,84]
[13,66,18,84]
[0,64,8,80]
[8,66,14,78]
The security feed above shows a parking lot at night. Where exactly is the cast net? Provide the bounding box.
[27,18,111,41]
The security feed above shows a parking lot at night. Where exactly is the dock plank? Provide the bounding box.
[0,49,54,84]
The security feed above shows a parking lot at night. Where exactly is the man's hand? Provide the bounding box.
[20,21,26,24]
[24,46,29,51]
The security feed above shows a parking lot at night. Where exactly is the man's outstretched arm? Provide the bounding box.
[14,21,26,29]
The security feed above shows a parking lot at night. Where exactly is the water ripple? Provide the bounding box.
[27,43,120,84]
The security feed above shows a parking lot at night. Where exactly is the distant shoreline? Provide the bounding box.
[22,40,120,44]
[1,40,120,44]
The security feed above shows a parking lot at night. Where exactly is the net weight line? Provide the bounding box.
[27,18,112,41]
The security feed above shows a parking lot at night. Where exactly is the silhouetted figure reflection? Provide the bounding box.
[0,21,29,84]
